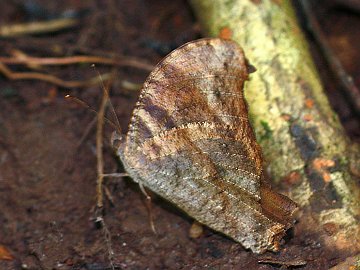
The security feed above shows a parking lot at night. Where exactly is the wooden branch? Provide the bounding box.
[190,0,360,258]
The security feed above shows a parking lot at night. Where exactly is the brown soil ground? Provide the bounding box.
[0,0,359,269]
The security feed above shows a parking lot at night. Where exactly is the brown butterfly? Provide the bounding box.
[114,38,297,253]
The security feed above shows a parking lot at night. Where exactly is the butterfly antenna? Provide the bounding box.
[92,64,122,136]
[65,95,119,132]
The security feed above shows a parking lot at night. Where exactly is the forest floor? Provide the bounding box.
[0,0,359,269]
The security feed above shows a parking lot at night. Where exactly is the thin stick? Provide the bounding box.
[0,62,113,88]
[96,88,109,209]
[0,54,154,71]
[94,76,116,270]
[0,18,79,37]
[139,183,157,234]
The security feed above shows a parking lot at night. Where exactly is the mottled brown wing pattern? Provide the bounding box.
[117,38,297,253]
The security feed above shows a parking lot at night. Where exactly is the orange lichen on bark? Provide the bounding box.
[303,114,313,121]
[282,171,302,186]
[312,158,336,183]
[219,27,232,39]
[305,98,314,108]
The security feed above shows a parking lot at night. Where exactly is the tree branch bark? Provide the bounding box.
[189,0,360,257]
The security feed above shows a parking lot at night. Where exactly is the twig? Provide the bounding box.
[94,76,117,270]
[96,86,109,209]
[10,49,42,70]
[0,54,154,71]
[139,183,157,234]
[0,62,113,88]
[299,0,360,116]
[0,18,79,37]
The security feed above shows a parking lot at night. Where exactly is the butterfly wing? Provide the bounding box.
[118,38,293,253]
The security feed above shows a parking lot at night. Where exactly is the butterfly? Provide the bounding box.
[114,38,297,253]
